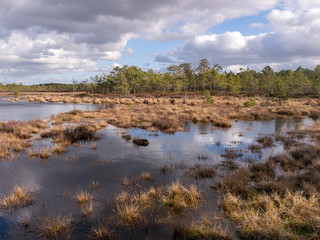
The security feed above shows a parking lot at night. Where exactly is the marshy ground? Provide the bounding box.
[0,95,320,239]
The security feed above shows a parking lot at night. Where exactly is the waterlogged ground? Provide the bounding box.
[0,101,314,239]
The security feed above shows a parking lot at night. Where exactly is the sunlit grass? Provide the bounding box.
[116,202,142,226]
[74,190,95,216]
[28,147,51,159]
[0,186,35,210]
[51,144,67,154]
[161,181,201,214]
[90,223,112,240]
[37,214,72,239]
[140,172,152,181]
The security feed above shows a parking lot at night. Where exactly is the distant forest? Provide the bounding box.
[2,59,320,98]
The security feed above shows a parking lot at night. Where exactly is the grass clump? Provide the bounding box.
[74,190,95,216]
[121,134,131,141]
[90,223,113,240]
[189,166,215,179]
[140,172,152,181]
[63,124,98,143]
[0,186,35,210]
[37,214,73,239]
[121,177,138,187]
[28,147,51,159]
[74,190,94,204]
[0,119,46,139]
[223,191,320,239]
[173,224,231,240]
[115,202,142,226]
[51,144,67,154]
[162,181,201,214]
[256,136,273,147]
[0,132,29,159]
[41,124,99,144]
[220,168,254,198]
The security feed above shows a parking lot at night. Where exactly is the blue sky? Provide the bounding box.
[0,0,320,84]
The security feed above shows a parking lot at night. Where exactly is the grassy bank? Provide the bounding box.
[221,122,320,239]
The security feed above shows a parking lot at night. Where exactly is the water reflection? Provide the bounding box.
[128,118,312,163]
[0,216,9,239]
[0,100,106,121]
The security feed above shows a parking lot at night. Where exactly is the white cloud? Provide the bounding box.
[0,31,97,76]
[0,0,281,82]
[127,48,134,55]
[102,51,122,61]
[250,22,267,28]
[168,3,320,71]
[1,0,320,82]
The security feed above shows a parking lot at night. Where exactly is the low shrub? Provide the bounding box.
[244,97,256,107]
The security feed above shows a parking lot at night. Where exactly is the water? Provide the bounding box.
[0,100,106,121]
[0,101,313,239]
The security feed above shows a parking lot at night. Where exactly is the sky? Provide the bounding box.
[1,0,320,84]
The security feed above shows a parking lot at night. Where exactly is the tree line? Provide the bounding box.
[1,59,320,98]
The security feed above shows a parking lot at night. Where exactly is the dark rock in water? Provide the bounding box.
[133,138,149,146]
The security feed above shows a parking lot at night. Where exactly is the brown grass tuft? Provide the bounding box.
[37,214,73,239]
[223,191,320,239]
[115,202,142,226]
[28,147,51,159]
[0,186,35,210]
[162,181,201,214]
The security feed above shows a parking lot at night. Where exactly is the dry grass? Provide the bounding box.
[37,214,73,239]
[121,134,131,141]
[0,132,30,159]
[51,144,67,154]
[0,118,46,139]
[115,191,129,204]
[220,122,320,239]
[113,182,200,229]
[28,95,318,137]
[223,191,320,239]
[248,144,261,152]
[162,181,201,214]
[90,223,113,240]
[99,121,107,128]
[121,177,138,187]
[221,168,255,198]
[20,95,320,130]
[173,223,232,240]
[41,124,99,145]
[115,202,142,226]
[140,172,152,181]
[74,190,95,216]
[28,147,51,159]
[256,136,274,147]
[74,190,94,204]
[0,119,47,160]
[0,186,35,210]
[189,165,215,179]
[91,180,100,189]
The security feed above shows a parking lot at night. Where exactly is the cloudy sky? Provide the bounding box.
[1,0,320,84]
